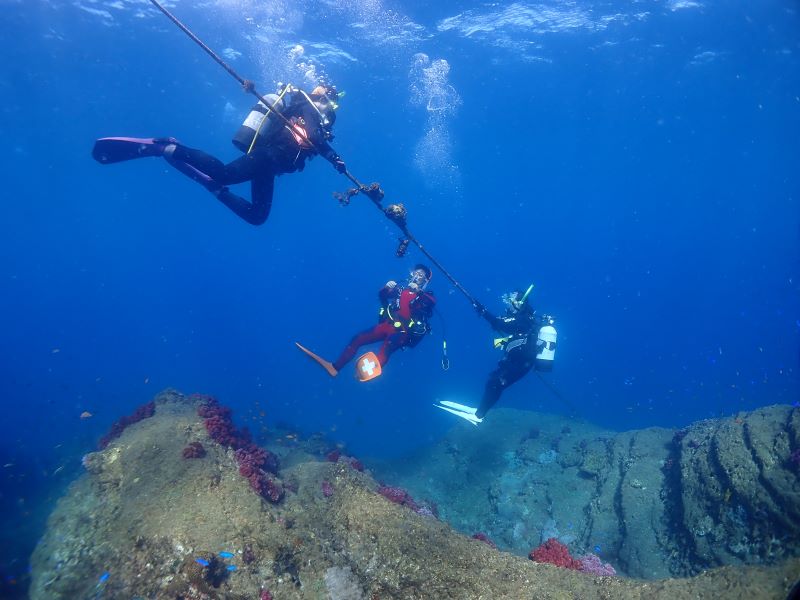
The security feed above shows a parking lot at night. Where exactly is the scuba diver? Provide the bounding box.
[91,84,346,226]
[296,265,436,381]
[435,285,557,425]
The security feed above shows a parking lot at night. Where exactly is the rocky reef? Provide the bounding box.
[29,390,800,599]
[375,405,800,580]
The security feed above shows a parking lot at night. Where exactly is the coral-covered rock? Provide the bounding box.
[346,457,365,472]
[529,538,581,570]
[322,480,334,498]
[376,485,438,518]
[578,553,617,576]
[326,450,365,472]
[472,533,497,549]
[181,442,206,459]
[377,485,419,512]
[98,401,156,449]
[197,399,283,503]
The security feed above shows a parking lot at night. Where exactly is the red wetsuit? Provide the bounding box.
[333,285,435,370]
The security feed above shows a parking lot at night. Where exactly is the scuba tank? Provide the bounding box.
[232,90,288,153]
[535,316,557,371]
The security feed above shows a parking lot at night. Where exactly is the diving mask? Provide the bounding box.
[408,267,431,292]
[502,284,534,313]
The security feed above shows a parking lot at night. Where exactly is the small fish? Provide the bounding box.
[144,377,150,384]
[226,565,237,572]
[594,545,602,553]
[3,464,13,468]
[219,551,234,559]
[98,572,110,583]
[52,348,60,354]
[53,466,64,475]
[80,411,93,419]
[195,558,209,567]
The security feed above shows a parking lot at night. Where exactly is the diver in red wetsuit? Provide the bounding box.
[296,265,436,380]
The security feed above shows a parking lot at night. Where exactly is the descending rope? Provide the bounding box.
[534,372,582,418]
[148,0,363,187]
[146,2,580,415]
[148,0,478,305]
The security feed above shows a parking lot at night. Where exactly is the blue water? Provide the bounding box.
[1,0,798,592]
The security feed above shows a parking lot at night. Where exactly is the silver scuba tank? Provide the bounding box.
[232,93,286,152]
[535,316,557,371]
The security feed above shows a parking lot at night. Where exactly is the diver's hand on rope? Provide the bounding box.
[332,157,347,174]
[473,301,487,317]
[242,79,255,93]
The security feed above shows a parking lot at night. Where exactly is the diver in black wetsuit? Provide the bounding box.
[434,285,557,425]
[92,84,346,226]
[474,288,551,419]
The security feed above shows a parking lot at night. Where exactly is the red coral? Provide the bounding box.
[326,450,365,472]
[472,532,497,549]
[182,442,206,459]
[197,398,283,503]
[375,485,439,518]
[321,480,334,497]
[260,590,273,600]
[377,485,419,511]
[378,485,427,513]
[98,401,156,449]
[529,538,581,570]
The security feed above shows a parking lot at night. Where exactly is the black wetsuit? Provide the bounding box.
[477,308,542,419]
[169,91,340,225]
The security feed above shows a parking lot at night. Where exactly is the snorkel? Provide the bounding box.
[503,284,534,313]
[519,284,534,305]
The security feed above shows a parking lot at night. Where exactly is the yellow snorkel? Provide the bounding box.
[510,284,534,311]
[519,284,534,304]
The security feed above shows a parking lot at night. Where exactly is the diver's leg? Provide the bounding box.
[165,145,262,184]
[333,323,392,371]
[214,174,275,226]
[166,146,275,225]
[476,357,532,419]
[476,368,505,420]
[376,332,408,366]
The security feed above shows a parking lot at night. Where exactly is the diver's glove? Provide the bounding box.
[473,301,487,317]
[333,157,347,173]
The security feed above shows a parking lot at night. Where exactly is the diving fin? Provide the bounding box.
[92,137,177,164]
[295,342,338,377]
[434,401,483,426]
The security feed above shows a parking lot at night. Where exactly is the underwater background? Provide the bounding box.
[0,0,798,593]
